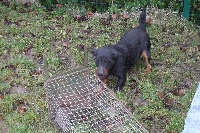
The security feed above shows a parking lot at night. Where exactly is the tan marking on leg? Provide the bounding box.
[102,79,108,84]
[141,51,152,73]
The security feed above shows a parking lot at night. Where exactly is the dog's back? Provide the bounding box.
[116,9,149,65]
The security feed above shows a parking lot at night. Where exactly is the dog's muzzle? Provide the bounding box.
[96,66,108,81]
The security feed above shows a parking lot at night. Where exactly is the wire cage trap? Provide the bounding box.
[45,66,148,133]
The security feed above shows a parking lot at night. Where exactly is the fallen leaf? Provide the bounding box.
[87,11,94,18]
[56,3,63,8]
[143,116,154,121]
[24,44,33,55]
[16,99,25,105]
[62,41,68,47]
[74,15,88,22]
[123,13,130,19]
[163,97,174,109]
[26,9,33,13]
[178,89,184,95]
[30,69,42,76]
[0,95,4,100]
[14,19,24,26]
[111,14,118,20]
[157,92,164,99]
[2,0,10,6]
[19,106,26,114]
[159,115,167,120]
[101,19,110,26]
[172,85,185,96]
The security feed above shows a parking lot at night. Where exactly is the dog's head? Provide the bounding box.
[92,47,121,82]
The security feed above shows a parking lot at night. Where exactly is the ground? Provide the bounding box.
[0,2,200,133]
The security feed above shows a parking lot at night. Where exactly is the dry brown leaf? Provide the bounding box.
[111,14,118,20]
[156,92,164,99]
[0,96,4,100]
[123,14,130,19]
[87,11,94,18]
[172,88,185,96]
[56,4,63,8]
[19,106,26,114]
[62,41,68,47]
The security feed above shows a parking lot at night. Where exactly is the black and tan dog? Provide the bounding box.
[92,9,151,92]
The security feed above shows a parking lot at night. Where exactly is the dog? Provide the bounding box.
[92,9,151,92]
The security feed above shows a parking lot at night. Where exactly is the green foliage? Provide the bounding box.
[37,0,199,25]
[38,0,58,9]
[138,79,157,101]
[108,4,119,14]
[166,112,185,132]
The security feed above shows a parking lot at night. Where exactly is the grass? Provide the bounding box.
[0,2,200,133]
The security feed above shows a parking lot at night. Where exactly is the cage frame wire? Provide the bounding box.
[43,46,149,133]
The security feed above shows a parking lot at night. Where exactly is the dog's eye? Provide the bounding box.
[98,57,102,61]
[105,58,109,62]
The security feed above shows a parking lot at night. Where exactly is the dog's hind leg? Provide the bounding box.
[141,50,151,73]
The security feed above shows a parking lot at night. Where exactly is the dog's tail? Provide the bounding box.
[138,8,146,30]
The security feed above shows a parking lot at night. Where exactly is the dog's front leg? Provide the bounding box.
[114,76,126,92]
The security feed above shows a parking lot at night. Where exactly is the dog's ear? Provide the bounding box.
[91,48,98,57]
[112,50,121,60]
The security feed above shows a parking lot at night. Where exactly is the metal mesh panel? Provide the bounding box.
[45,67,148,133]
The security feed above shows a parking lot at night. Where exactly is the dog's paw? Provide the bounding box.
[145,64,152,73]
[102,79,108,84]
[114,87,124,92]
